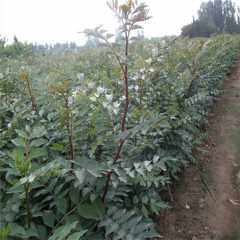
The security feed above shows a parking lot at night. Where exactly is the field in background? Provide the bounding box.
[1,35,240,239]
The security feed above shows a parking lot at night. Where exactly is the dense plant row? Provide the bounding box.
[1,3,240,240]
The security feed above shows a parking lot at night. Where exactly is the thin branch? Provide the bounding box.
[102,21,130,202]
[26,77,37,112]
[89,0,151,202]
[64,97,75,169]
[54,206,77,230]
[99,35,125,73]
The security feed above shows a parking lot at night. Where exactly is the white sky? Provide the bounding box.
[1,0,240,45]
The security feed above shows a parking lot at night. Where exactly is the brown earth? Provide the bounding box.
[160,60,240,240]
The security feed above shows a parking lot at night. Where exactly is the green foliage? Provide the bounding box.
[182,19,217,38]
[0,36,32,58]
[49,221,87,240]
[99,207,159,240]
[0,225,11,240]
[1,2,240,239]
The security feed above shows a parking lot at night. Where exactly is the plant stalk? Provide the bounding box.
[24,183,31,228]
[65,98,75,168]
[26,77,37,112]
[102,30,130,202]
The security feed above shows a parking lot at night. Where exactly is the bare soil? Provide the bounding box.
[160,61,240,240]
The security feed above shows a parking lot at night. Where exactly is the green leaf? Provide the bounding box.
[9,148,25,162]
[76,158,106,177]
[150,200,168,214]
[25,225,39,238]
[43,211,55,228]
[67,230,88,240]
[30,126,47,139]
[29,147,47,159]
[74,169,86,185]
[9,223,26,237]
[56,198,67,215]
[11,137,26,147]
[0,225,11,239]
[78,199,105,220]
[15,129,28,139]
[141,205,149,217]
[19,161,61,184]
[69,188,80,204]
[30,138,47,147]
[48,221,78,240]
[36,224,48,240]
[51,143,65,152]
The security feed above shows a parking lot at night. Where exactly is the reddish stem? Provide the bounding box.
[102,30,130,202]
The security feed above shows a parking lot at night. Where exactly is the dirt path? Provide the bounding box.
[160,61,240,240]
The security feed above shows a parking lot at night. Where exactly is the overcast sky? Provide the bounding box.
[1,0,240,45]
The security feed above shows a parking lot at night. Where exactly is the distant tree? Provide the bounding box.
[182,19,217,37]
[213,0,224,31]
[136,30,145,40]
[85,36,101,48]
[223,0,240,33]
[181,0,240,37]
[0,36,6,48]
[0,36,32,57]
[198,1,215,24]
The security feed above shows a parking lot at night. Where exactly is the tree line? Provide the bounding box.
[182,0,240,37]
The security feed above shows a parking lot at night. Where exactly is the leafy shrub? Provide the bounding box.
[0,2,240,239]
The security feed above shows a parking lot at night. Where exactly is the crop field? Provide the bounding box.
[1,1,240,240]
